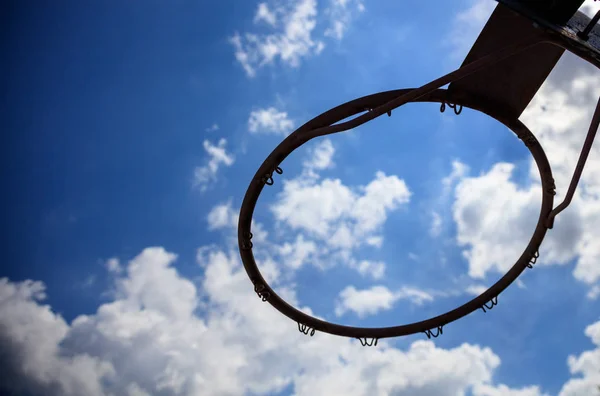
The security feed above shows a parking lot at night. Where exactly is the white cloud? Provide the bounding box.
[335,285,434,318]
[3,246,595,396]
[254,2,277,26]
[324,0,365,40]
[278,234,318,270]
[232,0,366,76]
[303,138,335,171]
[353,171,411,235]
[453,162,543,279]
[272,171,410,249]
[231,0,323,77]
[267,142,410,277]
[395,286,435,305]
[207,201,238,230]
[349,259,386,280]
[587,285,600,300]
[204,201,269,254]
[443,160,469,191]
[106,258,122,274]
[450,43,600,291]
[474,384,547,396]
[335,285,397,318]
[273,177,354,236]
[466,284,488,296]
[193,138,235,192]
[559,319,600,396]
[0,278,113,396]
[366,235,383,248]
[430,211,442,237]
[519,54,600,287]
[446,0,496,61]
[248,107,294,136]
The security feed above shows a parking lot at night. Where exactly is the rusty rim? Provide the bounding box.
[238,88,555,341]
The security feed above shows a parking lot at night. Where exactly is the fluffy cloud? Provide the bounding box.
[335,285,434,318]
[231,0,364,76]
[559,319,600,396]
[349,259,386,279]
[303,138,335,171]
[277,234,318,270]
[0,278,113,396]
[207,200,238,230]
[231,0,323,77]
[273,171,410,247]
[245,133,410,278]
[473,384,547,396]
[453,162,543,279]
[0,247,562,396]
[193,138,235,192]
[451,43,600,293]
[248,107,294,136]
[254,2,277,26]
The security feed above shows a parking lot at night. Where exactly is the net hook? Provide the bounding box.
[480,296,498,312]
[357,337,378,346]
[423,326,443,339]
[297,322,316,336]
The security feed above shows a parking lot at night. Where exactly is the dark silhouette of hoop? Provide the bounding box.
[238,87,556,340]
[238,2,600,341]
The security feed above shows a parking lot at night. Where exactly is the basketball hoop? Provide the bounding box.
[238,1,600,343]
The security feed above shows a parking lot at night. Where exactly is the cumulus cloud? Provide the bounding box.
[1,246,558,396]
[559,319,600,396]
[0,278,113,396]
[230,0,324,77]
[474,384,547,396]
[450,35,600,293]
[207,201,238,230]
[257,135,410,278]
[303,138,335,172]
[277,234,318,270]
[348,259,386,280]
[231,0,365,76]
[453,160,586,278]
[193,138,235,191]
[248,107,294,136]
[335,285,434,318]
[453,162,543,278]
[273,171,410,246]
[443,160,470,191]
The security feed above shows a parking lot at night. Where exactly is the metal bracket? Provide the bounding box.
[545,96,600,228]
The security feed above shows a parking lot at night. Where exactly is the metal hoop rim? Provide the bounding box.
[238,88,555,339]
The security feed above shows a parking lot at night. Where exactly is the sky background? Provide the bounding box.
[1,0,600,395]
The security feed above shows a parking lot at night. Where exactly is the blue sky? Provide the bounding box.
[1,0,600,395]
